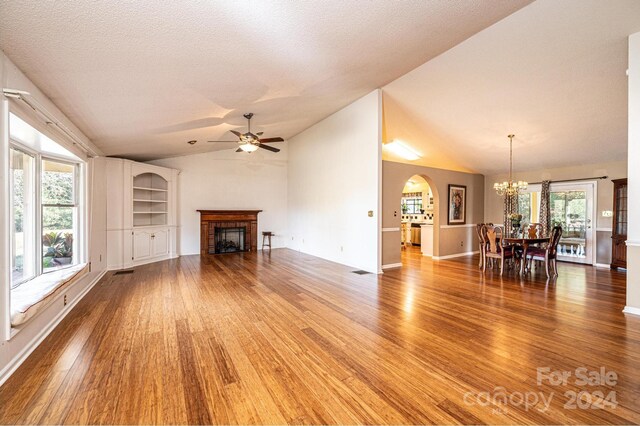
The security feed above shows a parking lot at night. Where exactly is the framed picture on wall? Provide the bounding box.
[447,184,466,225]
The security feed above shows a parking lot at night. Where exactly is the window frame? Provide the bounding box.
[9,131,86,287]
[9,145,36,288]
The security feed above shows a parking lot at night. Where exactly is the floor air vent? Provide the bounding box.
[114,270,135,275]
[352,270,371,275]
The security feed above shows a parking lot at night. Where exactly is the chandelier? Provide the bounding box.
[493,134,527,196]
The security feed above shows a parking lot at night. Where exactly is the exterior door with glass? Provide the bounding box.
[517,182,595,265]
[550,183,594,264]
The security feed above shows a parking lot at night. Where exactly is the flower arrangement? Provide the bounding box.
[508,214,523,233]
[508,213,523,223]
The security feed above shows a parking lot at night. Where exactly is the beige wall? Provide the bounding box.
[484,160,627,265]
[382,160,484,265]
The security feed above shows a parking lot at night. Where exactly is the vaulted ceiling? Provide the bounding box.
[382,0,640,175]
[0,0,530,161]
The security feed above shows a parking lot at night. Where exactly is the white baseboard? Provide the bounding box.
[594,263,611,269]
[0,269,107,387]
[432,250,479,260]
[381,263,402,270]
[622,306,640,316]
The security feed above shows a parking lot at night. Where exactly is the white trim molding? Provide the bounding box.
[382,227,400,232]
[440,224,476,229]
[381,263,402,270]
[626,240,640,247]
[622,306,640,317]
[594,263,611,269]
[432,250,479,260]
[595,227,613,232]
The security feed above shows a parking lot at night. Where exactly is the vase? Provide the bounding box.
[511,222,521,237]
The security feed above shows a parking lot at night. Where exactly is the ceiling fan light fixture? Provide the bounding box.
[239,142,258,152]
[384,140,421,161]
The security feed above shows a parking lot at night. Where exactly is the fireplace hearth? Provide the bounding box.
[214,227,246,254]
[198,210,262,255]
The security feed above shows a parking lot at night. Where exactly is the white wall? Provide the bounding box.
[0,52,107,385]
[288,90,382,273]
[151,146,289,255]
[626,33,640,314]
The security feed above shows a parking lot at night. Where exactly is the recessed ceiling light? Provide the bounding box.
[187,140,197,145]
[384,140,421,161]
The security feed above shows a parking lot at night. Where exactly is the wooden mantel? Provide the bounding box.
[198,210,262,255]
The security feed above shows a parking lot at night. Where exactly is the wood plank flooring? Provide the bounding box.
[0,247,639,424]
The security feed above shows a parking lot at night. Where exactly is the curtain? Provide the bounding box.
[539,180,551,237]
[503,193,518,236]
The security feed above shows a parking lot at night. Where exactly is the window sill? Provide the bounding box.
[10,263,88,327]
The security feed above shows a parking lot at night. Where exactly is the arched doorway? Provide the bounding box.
[399,174,439,264]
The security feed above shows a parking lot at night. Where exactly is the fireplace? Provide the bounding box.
[198,210,262,255]
[214,226,246,254]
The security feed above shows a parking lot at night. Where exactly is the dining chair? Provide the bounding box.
[527,223,544,238]
[475,224,484,268]
[525,226,563,278]
[483,225,517,275]
[476,223,494,268]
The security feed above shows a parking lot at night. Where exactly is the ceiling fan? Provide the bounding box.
[207,113,284,153]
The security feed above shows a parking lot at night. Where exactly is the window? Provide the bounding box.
[9,113,84,288]
[10,148,35,287]
[42,160,78,272]
[402,195,423,214]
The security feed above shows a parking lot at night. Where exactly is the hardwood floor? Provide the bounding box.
[0,248,639,424]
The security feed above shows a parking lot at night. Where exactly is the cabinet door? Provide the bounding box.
[152,229,169,257]
[133,230,152,260]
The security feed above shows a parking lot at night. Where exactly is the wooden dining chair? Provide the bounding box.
[476,223,485,268]
[527,223,544,239]
[526,226,563,278]
[476,223,493,268]
[482,225,517,275]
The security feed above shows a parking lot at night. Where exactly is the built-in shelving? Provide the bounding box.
[133,186,168,192]
[133,172,169,227]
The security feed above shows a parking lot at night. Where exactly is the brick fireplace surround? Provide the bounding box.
[198,210,262,255]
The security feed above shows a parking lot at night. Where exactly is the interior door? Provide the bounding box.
[550,182,594,265]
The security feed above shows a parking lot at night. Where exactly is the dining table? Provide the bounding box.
[502,236,550,275]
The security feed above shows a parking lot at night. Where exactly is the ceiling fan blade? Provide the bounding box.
[230,130,242,137]
[207,140,238,143]
[258,144,280,153]
[258,137,284,143]
[256,132,264,136]
[236,148,243,152]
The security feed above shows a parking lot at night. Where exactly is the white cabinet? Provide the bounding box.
[151,228,169,257]
[132,228,169,261]
[105,158,179,270]
[132,230,153,260]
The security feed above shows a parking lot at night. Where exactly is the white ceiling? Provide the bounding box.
[0,0,530,161]
[382,0,640,175]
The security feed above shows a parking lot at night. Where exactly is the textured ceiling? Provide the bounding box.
[0,0,530,161]
[382,0,640,175]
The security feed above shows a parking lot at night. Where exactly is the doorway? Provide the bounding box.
[400,175,436,259]
[518,181,596,265]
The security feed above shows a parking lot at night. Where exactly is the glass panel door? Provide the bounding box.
[550,183,594,264]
